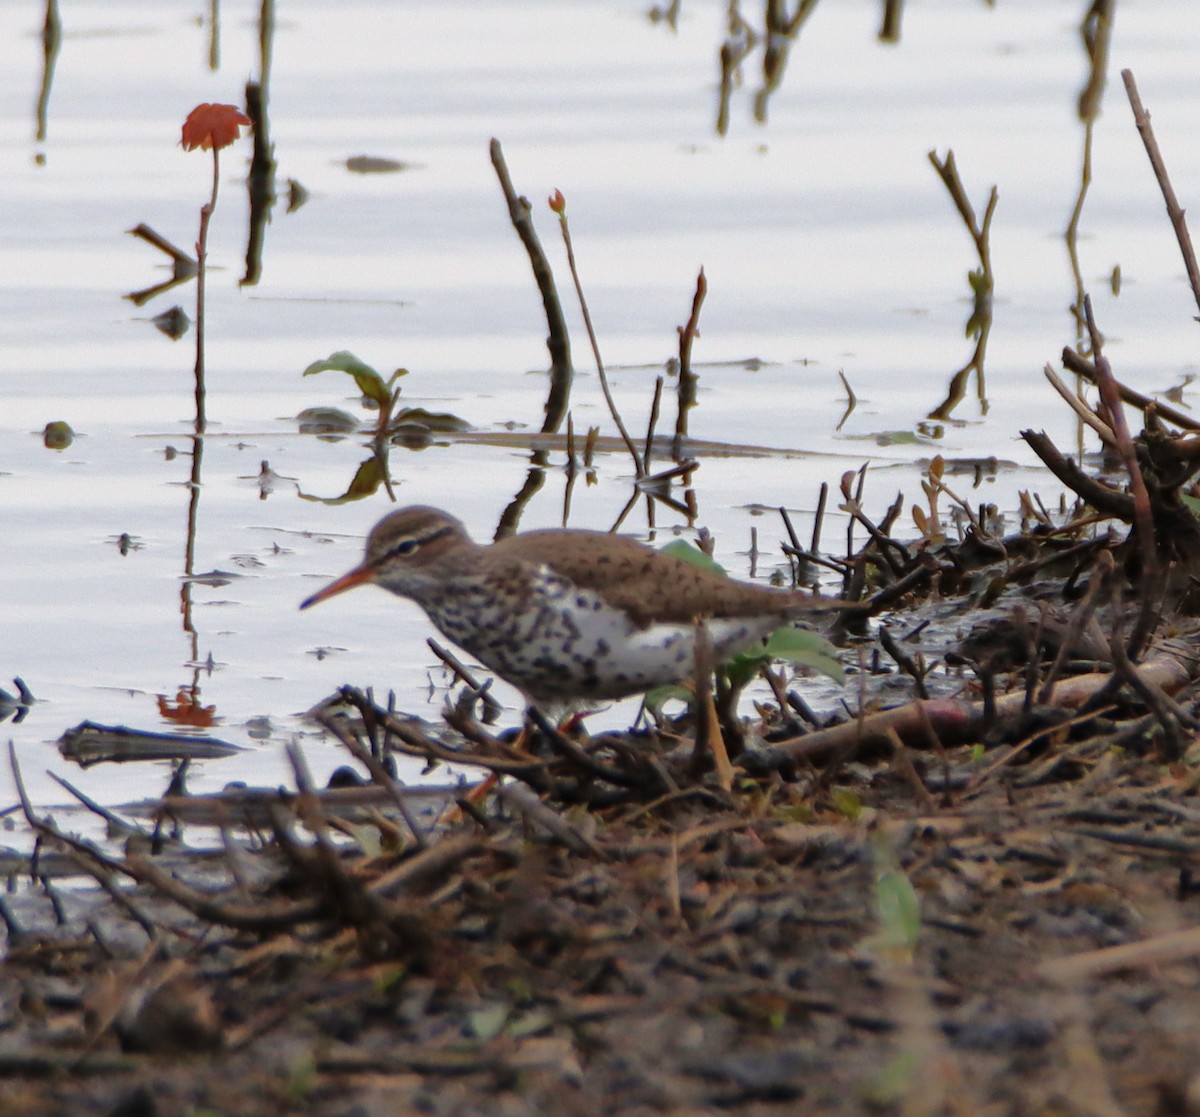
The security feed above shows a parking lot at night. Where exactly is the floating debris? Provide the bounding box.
[41,421,74,450]
[57,721,243,767]
[343,154,419,174]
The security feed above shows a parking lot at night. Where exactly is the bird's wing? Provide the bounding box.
[500,530,799,629]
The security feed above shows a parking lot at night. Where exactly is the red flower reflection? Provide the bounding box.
[157,689,219,728]
[181,103,252,152]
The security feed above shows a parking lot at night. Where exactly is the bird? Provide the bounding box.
[300,506,845,713]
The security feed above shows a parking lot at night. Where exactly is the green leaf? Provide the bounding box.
[721,660,754,692]
[761,627,845,681]
[831,786,862,820]
[467,1003,511,1041]
[966,272,993,338]
[861,1050,920,1106]
[967,267,991,295]
[874,429,922,446]
[295,406,361,436]
[867,830,922,959]
[643,683,693,719]
[725,625,844,689]
[297,456,386,505]
[283,1056,317,1106]
[303,350,392,407]
[373,964,408,994]
[343,821,383,858]
[506,1008,555,1038]
[391,406,471,433]
[659,538,727,575]
[651,541,844,696]
[875,866,921,953]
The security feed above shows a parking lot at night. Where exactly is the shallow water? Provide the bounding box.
[2,0,1199,818]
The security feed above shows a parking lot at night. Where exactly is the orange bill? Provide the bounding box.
[299,564,374,610]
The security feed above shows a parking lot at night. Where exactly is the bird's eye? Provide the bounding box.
[395,540,418,556]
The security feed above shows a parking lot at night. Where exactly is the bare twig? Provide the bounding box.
[745,652,1192,770]
[836,370,856,432]
[1082,295,1159,656]
[879,626,929,701]
[1121,70,1200,318]
[885,727,936,811]
[673,268,707,460]
[310,707,430,849]
[1036,550,1113,704]
[1043,364,1116,446]
[496,782,606,857]
[490,140,573,434]
[1021,429,1134,520]
[525,707,652,790]
[549,191,643,474]
[642,375,663,478]
[1063,348,1200,432]
[928,149,998,269]
[1039,923,1200,983]
[426,637,503,724]
[838,470,911,575]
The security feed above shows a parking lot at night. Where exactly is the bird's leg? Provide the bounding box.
[518,705,589,754]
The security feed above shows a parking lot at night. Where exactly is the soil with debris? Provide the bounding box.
[8,725,1200,1117]
[8,367,1200,1117]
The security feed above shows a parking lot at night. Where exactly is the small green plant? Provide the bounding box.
[303,351,407,445]
[302,350,468,450]
[864,828,922,964]
[643,538,844,718]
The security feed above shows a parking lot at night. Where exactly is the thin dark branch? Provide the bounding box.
[1121,70,1200,319]
[489,139,572,434]
[673,268,707,460]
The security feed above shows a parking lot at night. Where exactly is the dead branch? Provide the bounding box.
[1121,69,1200,319]
[747,651,1194,771]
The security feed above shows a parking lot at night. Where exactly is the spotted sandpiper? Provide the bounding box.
[300,506,843,712]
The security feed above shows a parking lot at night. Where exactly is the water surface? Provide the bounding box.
[2,0,1198,816]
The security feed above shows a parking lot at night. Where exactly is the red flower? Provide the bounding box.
[181,103,252,152]
[548,189,566,214]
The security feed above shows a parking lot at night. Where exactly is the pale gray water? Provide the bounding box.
[2,0,1198,814]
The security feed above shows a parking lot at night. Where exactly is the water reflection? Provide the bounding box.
[295,352,475,504]
[242,79,277,288]
[8,0,1199,794]
[0,679,34,726]
[1066,0,1116,343]
[124,226,197,308]
[151,306,191,341]
[707,0,1126,430]
[33,0,1128,444]
[716,0,916,136]
[34,0,60,150]
[175,428,214,727]
[241,1,280,282]
[299,451,391,506]
[926,151,996,422]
